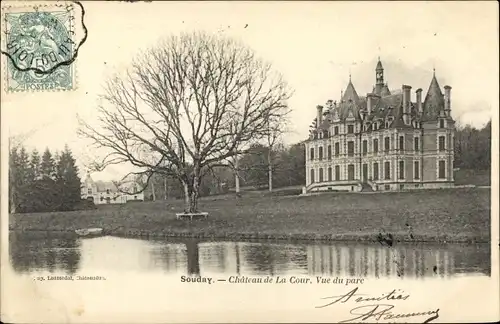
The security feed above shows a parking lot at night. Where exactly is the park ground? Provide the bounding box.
[10,186,491,244]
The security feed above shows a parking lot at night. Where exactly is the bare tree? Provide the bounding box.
[265,115,289,192]
[78,32,292,213]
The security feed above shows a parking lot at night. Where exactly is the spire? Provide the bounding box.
[375,57,384,95]
[376,57,383,71]
[342,78,360,103]
[422,71,444,121]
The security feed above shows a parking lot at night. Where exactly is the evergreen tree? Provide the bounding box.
[9,147,19,213]
[56,146,82,211]
[17,147,32,212]
[39,148,57,211]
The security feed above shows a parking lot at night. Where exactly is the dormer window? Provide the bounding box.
[347,125,354,134]
[439,119,445,128]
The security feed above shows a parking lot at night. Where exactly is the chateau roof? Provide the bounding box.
[94,181,119,193]
[422,74,444,121]
[341,79,360,103]
[310,59,448,136]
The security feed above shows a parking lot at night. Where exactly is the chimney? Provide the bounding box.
[444,85,451,116]
[316,105,323,128]
[366,93,375,114]
[416,88,423,114]
[402,85,412,124]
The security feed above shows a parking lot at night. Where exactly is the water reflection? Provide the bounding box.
[9,232,81,275]
[9,233,490,278]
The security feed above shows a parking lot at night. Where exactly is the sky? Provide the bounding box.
[2,1,498,181]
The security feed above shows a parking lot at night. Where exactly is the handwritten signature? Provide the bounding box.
[316,287,440,323]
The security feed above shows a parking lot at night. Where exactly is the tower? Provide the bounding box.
[375,57,384,95]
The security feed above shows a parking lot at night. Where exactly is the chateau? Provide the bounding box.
[305,58,455,192]
[81,173,144,204]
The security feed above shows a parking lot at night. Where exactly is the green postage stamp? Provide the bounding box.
[1,2,82,92]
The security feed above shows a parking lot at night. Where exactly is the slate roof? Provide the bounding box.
[310,60,447,135]
[422,74,445,122]
[84,173,121,193]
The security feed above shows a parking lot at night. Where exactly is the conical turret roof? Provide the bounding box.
[422,73,444,121]
[376,58,383,70]
[341,79,360,103]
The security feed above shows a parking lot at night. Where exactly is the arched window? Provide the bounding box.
[310,169,315,184]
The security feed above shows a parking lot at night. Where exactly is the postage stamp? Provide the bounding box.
[1,2,80,92]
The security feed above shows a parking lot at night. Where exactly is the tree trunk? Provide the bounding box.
[190,175,199,213]
[234,154,240,194]
[268,148,273,192]
[183,182,191,212]
[151,179,156,201]
[164,177,168,200]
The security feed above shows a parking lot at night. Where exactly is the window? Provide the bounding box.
[335,165,340,180]
[373,163,379,180]
[439,119,445,128]
[87,188,92,194]
[373,123,378,131]
[319,168,324,182]
[399,161,405,179]
[310,169,315,183]
[385,184,390,191]
[134,195,137,200]
[347,125,354,134]
[100,196,104,202]
[384,137,390,152]
[373,139,379,153]
[334,142,340,157]
[347,141,354,157]
[414,161,420,179]
[399,136,404,150]
[439,136,446,152]
[328,167,332,181]
[414,137,420,151]
[310,147,314,160]
[323,130,329,138]
[327,145,332,160]
[384,161,391,180]
[362,140,368,156]
[348,164,355,180]
[438,160,446,179]
[334,126,339,135]
[106,189,110,194]
[319,147,324,160]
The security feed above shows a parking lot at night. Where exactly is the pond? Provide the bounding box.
[9,233,490,278]
[5,232,494,322]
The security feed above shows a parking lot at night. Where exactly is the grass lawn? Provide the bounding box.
[9,188,490,243]
[454,169,491,186]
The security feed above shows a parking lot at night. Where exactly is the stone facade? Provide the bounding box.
[305,59,455,192]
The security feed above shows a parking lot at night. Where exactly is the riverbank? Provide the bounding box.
[9,188,490,243]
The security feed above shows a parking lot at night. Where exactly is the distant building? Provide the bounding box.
[305,58,455,192]
[81,173,144,204]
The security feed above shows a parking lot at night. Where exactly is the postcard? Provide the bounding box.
[1,1,499,323]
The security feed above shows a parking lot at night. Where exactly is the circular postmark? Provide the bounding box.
[6,11,74,85]
[1,1,88,91]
